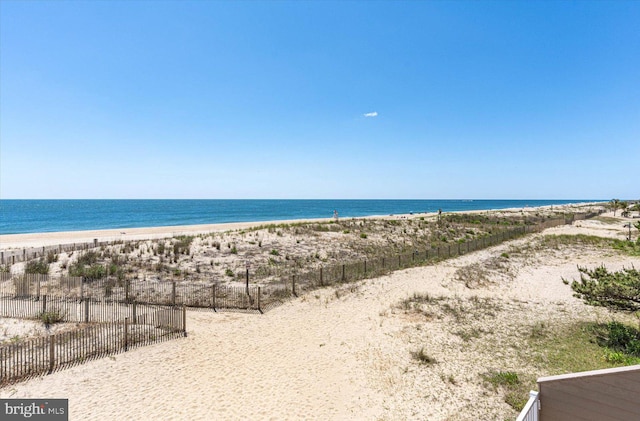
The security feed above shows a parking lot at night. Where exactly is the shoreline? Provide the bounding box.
[0,201,605,250]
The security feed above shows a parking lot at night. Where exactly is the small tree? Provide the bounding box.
[570,266,640,313]
[610,199,621,216]
[570,265,640,354]
[620,201,630,217]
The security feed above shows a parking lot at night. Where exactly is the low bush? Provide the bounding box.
[411,347,437,365]
[25,259,49,275]
[38,309,65,326]
[604,322,640,357]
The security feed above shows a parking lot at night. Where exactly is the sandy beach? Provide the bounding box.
[4,0,639,418]
[0,218,330,250]
[2,204,639,420]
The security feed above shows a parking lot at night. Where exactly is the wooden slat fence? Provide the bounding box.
[0,294,179,325]
[0,240,114,266]
[0,274,83,298]
[0,306,185,387]
[0,212,603,315]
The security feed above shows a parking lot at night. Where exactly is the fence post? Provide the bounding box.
[124,317,129,351]
[320,267,323,286]
[382,257,385,269]
[292,275,297,297]
[398,255,401,268]
[172,281,176,306]
[342,264,345,282]
[81,278,85,301]
[0,251,3,265]
[257,287,262,314]
[211,284,217,312]
[37,276,41,298]
[48,334,55,374]
[364,260,367,275]
[42,294,47,313]
[84,299,90,323]
[132,300,137,323]
[183,305,187,337]
[245,269,250,295]
[125,280,130,302]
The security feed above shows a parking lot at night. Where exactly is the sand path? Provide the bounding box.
[0,255,455,419]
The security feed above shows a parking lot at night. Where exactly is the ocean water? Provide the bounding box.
[0,199,597,235]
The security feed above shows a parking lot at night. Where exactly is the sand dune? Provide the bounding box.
[2,208,638,420]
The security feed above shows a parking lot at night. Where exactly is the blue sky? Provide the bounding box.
[1,1,638,200]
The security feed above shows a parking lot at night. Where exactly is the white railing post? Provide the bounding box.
[516,391,539,421]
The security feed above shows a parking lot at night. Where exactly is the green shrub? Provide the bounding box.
[606,322,640,357]
[85,264,106,279]
[25,259,49,275]
[603,349,628,364]
[39,309,65,325]
[70,262,106,279]
[76,251,99,266]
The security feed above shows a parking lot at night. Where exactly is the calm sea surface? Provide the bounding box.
[0,199,597,235]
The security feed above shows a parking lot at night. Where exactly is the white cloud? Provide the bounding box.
[364,111,378,118]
